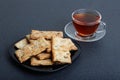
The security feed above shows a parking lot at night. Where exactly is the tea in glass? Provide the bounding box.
[72,9,101,37]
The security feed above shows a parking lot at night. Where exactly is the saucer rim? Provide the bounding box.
[64,21,106,42]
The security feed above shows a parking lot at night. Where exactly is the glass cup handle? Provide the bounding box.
[96,21,106,34]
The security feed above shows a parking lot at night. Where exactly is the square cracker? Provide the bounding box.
[52,50,71,64]
[31,58,53,66]
[15,44,34,63]
[52,37,78,64]
[30,30,63,40]
[15,39,28,49]
[30,38,52,53]
[18,37,50,63]
[52,37,78,51]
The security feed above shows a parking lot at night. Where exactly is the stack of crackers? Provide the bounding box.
[15,30,78,66]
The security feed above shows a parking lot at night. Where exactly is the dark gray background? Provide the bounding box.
[0,0,120,80]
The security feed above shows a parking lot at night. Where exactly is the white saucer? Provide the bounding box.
[64,21,106,42]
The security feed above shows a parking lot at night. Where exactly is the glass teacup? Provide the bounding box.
[72,9,105,39]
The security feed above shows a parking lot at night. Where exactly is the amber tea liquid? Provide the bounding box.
[72,13,100,36]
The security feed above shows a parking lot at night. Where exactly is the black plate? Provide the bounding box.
[9,38,81,72]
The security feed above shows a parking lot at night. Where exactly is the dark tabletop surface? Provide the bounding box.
[0,0,120,80]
